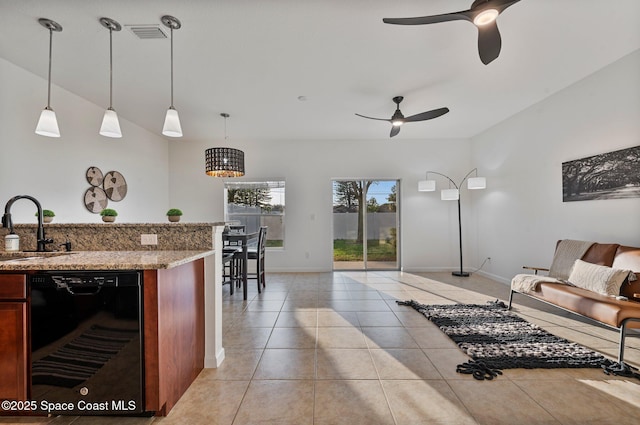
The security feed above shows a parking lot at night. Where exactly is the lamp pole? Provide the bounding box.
[420,169,485,277]
[454,193,467,277]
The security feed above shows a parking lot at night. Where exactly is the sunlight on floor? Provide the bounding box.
[579,378,640,408]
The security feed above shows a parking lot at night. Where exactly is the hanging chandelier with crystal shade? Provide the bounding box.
[205,113,245,177]
[35,18,63,138]
[99,17,122,138]
[161,15,183,137]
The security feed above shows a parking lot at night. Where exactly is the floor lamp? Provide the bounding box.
[418,168,486,277]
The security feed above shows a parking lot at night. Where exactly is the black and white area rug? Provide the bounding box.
[397,300,633,380]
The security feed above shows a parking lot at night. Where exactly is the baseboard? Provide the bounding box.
[204,347,225,369]
[401,266,467,273]
[267,267,336,273]
[475,270,511,285]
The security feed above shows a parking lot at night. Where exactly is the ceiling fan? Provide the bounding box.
[355,96,449,138]
[383,0,522,65]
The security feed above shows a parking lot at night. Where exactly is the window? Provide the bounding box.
[224,180,285,248]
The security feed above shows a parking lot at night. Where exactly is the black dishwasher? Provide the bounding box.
[29,271,145,415]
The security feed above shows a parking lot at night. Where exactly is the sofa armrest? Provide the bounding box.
[522,266,550,275]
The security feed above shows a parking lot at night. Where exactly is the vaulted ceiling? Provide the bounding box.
[1,0,639,141]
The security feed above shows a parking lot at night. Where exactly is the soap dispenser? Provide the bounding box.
[4,232,20,252]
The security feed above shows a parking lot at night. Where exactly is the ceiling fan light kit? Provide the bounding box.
[473,8,499,26]
[383,0,522,65]
[356,96,449,138]
[390,98,406,126]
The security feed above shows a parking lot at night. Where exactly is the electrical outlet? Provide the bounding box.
[141,234,158,245]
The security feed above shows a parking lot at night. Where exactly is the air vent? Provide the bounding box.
[126,25,167,39]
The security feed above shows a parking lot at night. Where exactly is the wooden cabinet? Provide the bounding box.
[0,274,28,401]
[143,259,205,415]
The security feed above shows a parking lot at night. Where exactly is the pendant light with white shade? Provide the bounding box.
[161,15,182,137]
[99,17,122,138]
[35,18,63,138]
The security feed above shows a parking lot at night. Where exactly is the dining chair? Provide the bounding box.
[246,226,267,292]
[221,250,238,295]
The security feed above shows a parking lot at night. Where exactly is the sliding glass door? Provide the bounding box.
[332,180,399,270]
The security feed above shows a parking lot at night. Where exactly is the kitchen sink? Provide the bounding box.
[0,252,76,262]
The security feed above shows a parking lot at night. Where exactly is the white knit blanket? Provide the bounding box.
[511,274,563,294]
[548,240,594,280]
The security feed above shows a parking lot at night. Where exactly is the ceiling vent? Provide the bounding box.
[126,25,167,39]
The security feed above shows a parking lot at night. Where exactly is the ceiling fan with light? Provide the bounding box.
[355,96,449,138]
[383,0,522,65]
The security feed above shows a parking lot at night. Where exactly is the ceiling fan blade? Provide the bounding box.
[477,20,502,65]
[383,11,472,26]
[493,0,522,14]
[390,125,401,138]
[405,107,450,122]
[355,113,391,123]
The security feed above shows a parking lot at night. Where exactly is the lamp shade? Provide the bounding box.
[100,108,122,138]
[441,188,459,201]
[418,180,436,192]
[162,107,183,137]
[205,147,245,177]
[35,108,60,137]
[467,176,486,190]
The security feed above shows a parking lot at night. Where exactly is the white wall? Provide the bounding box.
[0,58,170,224]
[471,50,640,284]
[169,138,477,272]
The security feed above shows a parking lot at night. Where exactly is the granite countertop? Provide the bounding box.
[0,250,215,271]
[8,222,227,228]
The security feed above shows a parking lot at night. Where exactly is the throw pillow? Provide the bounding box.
[567,259,631,296]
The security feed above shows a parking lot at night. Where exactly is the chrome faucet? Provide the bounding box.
[2,195,53,252]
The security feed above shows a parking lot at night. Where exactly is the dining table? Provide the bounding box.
[222,230,259,300]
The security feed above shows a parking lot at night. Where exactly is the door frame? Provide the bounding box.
[331,178,400,271]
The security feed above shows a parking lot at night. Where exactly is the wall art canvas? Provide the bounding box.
[562,145,640,202]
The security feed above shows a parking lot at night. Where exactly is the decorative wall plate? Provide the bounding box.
[86,166,104,187]
[84,187,108,213]
[104,171,128,201]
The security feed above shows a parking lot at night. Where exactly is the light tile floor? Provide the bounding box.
[3,271,640,424]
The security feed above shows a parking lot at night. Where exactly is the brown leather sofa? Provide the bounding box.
[508,242,640,365]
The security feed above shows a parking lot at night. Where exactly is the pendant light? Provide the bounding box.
[99,17,122,138]
[161,15,182,137]
[205,113,245,177]
[35,18,63,138]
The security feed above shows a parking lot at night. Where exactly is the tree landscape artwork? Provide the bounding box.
[562,145,640,202]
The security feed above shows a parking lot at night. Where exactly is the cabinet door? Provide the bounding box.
[0,302,28,400]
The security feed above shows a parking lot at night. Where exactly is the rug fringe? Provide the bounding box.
[487,299,508,309]
[456,360,503,380]
[602,360,640,380]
